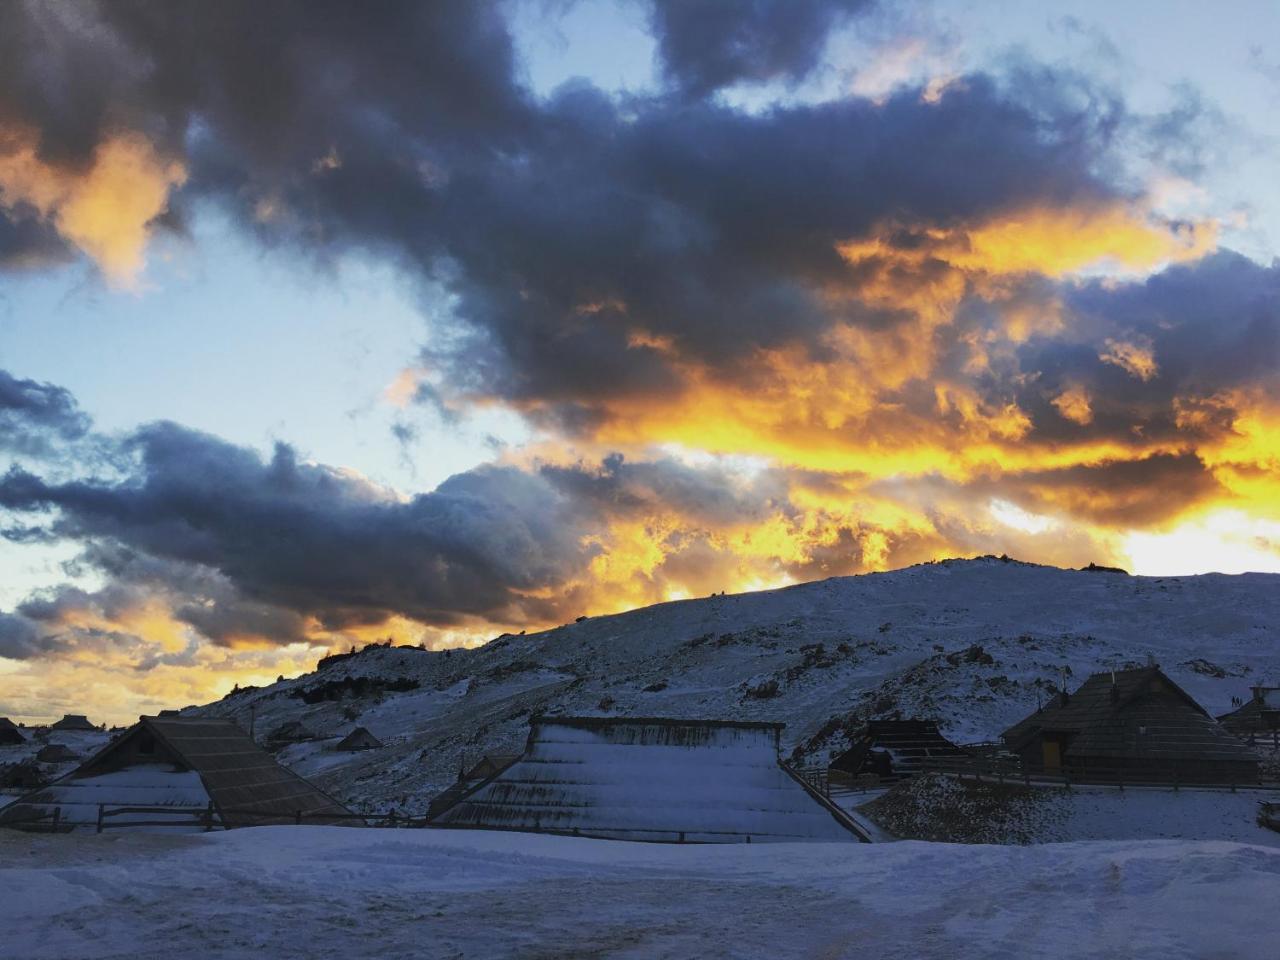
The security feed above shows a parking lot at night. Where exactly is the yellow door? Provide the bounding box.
[1042,740,1062,770]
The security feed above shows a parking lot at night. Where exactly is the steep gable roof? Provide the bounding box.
[79,716,355,827]
[1003,667,1191,746]
[1002,666,1256,766]
[0,718,24,744]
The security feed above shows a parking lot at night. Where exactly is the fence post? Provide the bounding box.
[679,831,685,843]
[203,800,215,832]
[96,804,105,834]
[1173,763,1180,792]
[295,809,303,825]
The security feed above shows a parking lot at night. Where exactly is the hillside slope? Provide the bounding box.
[192,557,1280,813]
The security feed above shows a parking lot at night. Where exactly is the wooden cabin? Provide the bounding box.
[49,714,98,732]
[828,720,967,782]
[1002,666,1259,784]
[0,716,355,831]
[266,720,316,746]
[430,715,866,843]
[1216,687,1280,749]
[0,718,25,746]
[334,726,383,751]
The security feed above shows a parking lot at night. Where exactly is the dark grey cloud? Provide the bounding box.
[0,611,51,660]
[1012,252,1280,450]
[0,369,92,456]
[0,421,600,630]
[646,0,872,97]
[0,0,1141,424]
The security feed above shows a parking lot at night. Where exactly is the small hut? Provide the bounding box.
[334,727,383,751]
[1002,665,1259,784]
[1217,687,1280,750]
[0,718,26,746]
[50,714,98,732]
[35,744,78,763]
[266,720,315,746]
[828,720,967,782]
[0,716,356,831]
[431,716,866,843]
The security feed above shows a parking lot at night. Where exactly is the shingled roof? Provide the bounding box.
[1216,687,1280,738]
[2,716,355,829]
[0,718,25,745]
[431,716,865,843]
[1002,666,1257,769]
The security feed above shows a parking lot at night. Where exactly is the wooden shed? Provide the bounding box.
[0,716,356,831]
[828,720,967,782]
[266,720,316,745]
[0,718,25,745]
[334,726,383,751]
[49,714,98,732]
[1002,666,1259,784]
[431,715,866,843]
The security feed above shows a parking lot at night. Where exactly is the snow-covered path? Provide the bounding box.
[3,827,1279,959]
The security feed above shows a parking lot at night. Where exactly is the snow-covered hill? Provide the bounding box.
[191,557,1280,813]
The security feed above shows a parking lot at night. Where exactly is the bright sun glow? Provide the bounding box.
[1123,510,1280,576]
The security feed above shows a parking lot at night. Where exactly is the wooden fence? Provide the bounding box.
[916,755,1280,793]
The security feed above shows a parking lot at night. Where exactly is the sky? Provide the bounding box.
[0,0,1278,726]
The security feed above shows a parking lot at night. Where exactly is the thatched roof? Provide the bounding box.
[829,720,966,777]
[432,715,861,843]
[334,726,383,751]
[1002,666,1257,766]
[50,714,97,731]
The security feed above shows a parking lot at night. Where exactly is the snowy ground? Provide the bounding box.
[3,826,1279,959]
[855,774,1280,847]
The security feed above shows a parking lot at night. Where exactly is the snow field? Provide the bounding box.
[2,826,1279,959]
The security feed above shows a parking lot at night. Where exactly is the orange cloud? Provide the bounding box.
[0,126,186,286]
[1100,336,1159,381]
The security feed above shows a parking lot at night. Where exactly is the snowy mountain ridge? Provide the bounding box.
[191,557,1280,813]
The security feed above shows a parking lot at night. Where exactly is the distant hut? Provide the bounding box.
[431,716,866,843]
[828,720,967,782]
[1217,687,1280,750]
[1002,665,1259,784]
[0,718,25,746]
[0,716,356,831]
[0,760,47,792]
[266,720,315,746]
[49,714,98,732]
[35,744,79,763]
[334,727,383,752]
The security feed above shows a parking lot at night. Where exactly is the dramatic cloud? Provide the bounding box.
[647,0,872,97]
[0,369,92,457]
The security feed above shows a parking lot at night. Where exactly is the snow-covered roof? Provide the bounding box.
[1,716,355,830]
[432,716,861,843]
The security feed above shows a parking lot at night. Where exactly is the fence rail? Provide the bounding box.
[915,756,1280,792]
[0,806,65,832]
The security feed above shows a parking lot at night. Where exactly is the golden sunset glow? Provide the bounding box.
[0,127,185,286]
